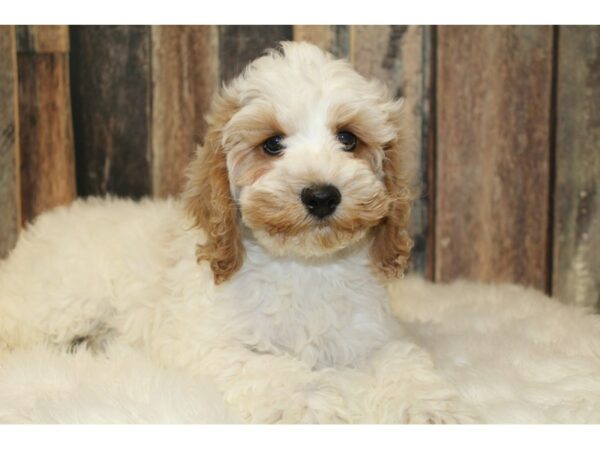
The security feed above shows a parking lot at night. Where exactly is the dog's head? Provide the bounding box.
[184,41,415,284]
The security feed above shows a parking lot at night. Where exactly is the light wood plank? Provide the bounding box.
[293,25,350,57]
[17,32,76,224]
[151,26,219,197]
[436,26,553,290]
[16,25,69,53]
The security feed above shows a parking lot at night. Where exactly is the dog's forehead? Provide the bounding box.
[242,65,362,109]
[236,46,377,106]
[246,43,363,89]
[221,43,398,148]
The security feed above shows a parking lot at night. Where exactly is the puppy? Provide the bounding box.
[0,42,476,423]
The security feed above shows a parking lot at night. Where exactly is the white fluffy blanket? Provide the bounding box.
[389,277,600,423]
[1,276,599,424]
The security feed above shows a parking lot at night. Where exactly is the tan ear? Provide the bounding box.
[370,104,415,279]
[183,94,244,284]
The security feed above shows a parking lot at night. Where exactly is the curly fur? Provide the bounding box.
[183,94,245,284]
[370,118,415,279]
[185,42,415,282]
[0,42,480,423]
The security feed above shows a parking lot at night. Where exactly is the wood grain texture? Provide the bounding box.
[18,49,76,224]
[70,26,151,198]
[351,25,433,276]
[151,26,219,197]
[218,26,293,82]
[553,26,600,308]
[436,26,553,290]
[0,26,21,258]
[293,25,350,57]
[16,25,69,53]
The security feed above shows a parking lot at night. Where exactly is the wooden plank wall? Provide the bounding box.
[553,26,600,308]
[294,25,350,58]
[219,26,293,82]
[0,26,20,258]
[151,26,219,197]
[1,25,598,309]
[436,26,553,291]
[17,25,76,225]
[70,26,152,199]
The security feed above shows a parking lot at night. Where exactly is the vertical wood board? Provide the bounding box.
[70,25,151,198]
[0,26,21,257]
[151,26,219,197]
[436,26,553,290]
[17,26,76,224]
[553,25,600,308]
[218,26,293,82]
[293,25,350,58]
[16,25,69,53]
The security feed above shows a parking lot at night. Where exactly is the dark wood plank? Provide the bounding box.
[16,25,69,53]
[294,25,350,58]
[218,26,293,83]
[0,26,21,257]
[351,25,433,277]
[17,26,76,225]
[436,26,553,290]
[151,25,219,197]
[70,25,151,198]
[553,26,600,308]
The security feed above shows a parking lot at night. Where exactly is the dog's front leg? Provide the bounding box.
[189,345,364,424]
[356,340,480,423]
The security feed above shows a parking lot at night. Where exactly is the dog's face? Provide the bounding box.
[185,42,414,283]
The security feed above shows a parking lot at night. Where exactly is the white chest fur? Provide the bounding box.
[208,238,400,369]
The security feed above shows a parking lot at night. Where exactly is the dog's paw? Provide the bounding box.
[285,380,354,424]
[276,374,368,424]
[234,376,356,424]
[366,383,480,424]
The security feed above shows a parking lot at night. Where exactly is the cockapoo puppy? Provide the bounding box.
[0,42,477,423]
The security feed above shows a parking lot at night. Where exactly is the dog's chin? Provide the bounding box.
[249,224,371,260]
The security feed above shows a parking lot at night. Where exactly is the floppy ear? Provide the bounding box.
[183,94,244,284]
[369,103,415,279]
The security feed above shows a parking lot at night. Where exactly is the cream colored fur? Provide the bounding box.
[1,42,598,424]
[2,197,600,423]
[0,198,474,423]
[0,343,238,423]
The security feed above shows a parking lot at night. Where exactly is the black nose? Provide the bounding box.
[301,184,342,219]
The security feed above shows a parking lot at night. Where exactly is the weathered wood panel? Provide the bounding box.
[7,24,597,293]
[16,25,69,53]
[293,25,350,57]
[351,25,433,277]
[70,26,151,198]
[0,26,20,258]
[17,26,76,225]
[553,26,600,308]
[436,26,553,290]
[151,26,219,197]
[218,26,293,82]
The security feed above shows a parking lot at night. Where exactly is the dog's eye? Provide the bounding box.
[263,135,285,155]
[336,131,357,152]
